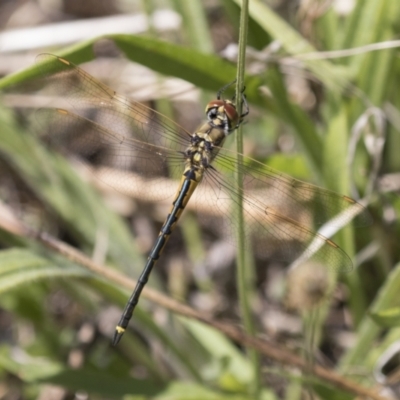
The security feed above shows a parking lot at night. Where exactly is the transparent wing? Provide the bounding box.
[35,53,192,153]
[34,54,367,272]
[194,148,367,272]
[34,54,190,199]
[34,108,186,200]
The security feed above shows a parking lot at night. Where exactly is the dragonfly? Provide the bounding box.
[34,54,366,346]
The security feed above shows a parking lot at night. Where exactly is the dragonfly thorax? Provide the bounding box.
[183,124,225,180]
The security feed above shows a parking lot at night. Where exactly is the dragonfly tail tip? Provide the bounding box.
[112,326,125,346]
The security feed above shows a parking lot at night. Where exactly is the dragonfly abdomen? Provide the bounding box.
[112,172,199,345]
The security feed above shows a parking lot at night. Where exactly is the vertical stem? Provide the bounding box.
[234,0,261,397]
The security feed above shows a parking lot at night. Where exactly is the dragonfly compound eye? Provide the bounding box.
[223,101,239,127]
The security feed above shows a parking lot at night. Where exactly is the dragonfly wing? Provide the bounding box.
[196,149,365,272]
[34,54,194,199]
[34,108,185,201]
[212,148,367,228]
[35,54,191,152]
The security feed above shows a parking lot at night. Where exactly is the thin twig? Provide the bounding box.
[294,39,400,60]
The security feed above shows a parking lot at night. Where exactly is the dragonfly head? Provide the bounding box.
[205,99,245,135]
[206,81,249,134]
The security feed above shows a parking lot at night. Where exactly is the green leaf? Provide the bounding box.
[0,35,265,109]
[266,67,323,174]
[0,248,90,294]
[112,34,245,92]
[153,381,253,400]
[43,369,164,397]
[340,262,400,369]
[323,97,349,193]
[0,40,97,90]
[266,153,310,181]
[312,381,353,400]
[179,318,253,387]
[369,307,400,328]
[0,345,164,397]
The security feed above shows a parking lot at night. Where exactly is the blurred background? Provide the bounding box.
[0,0,400,399]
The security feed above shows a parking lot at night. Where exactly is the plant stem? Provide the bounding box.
[235,0,261,398]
